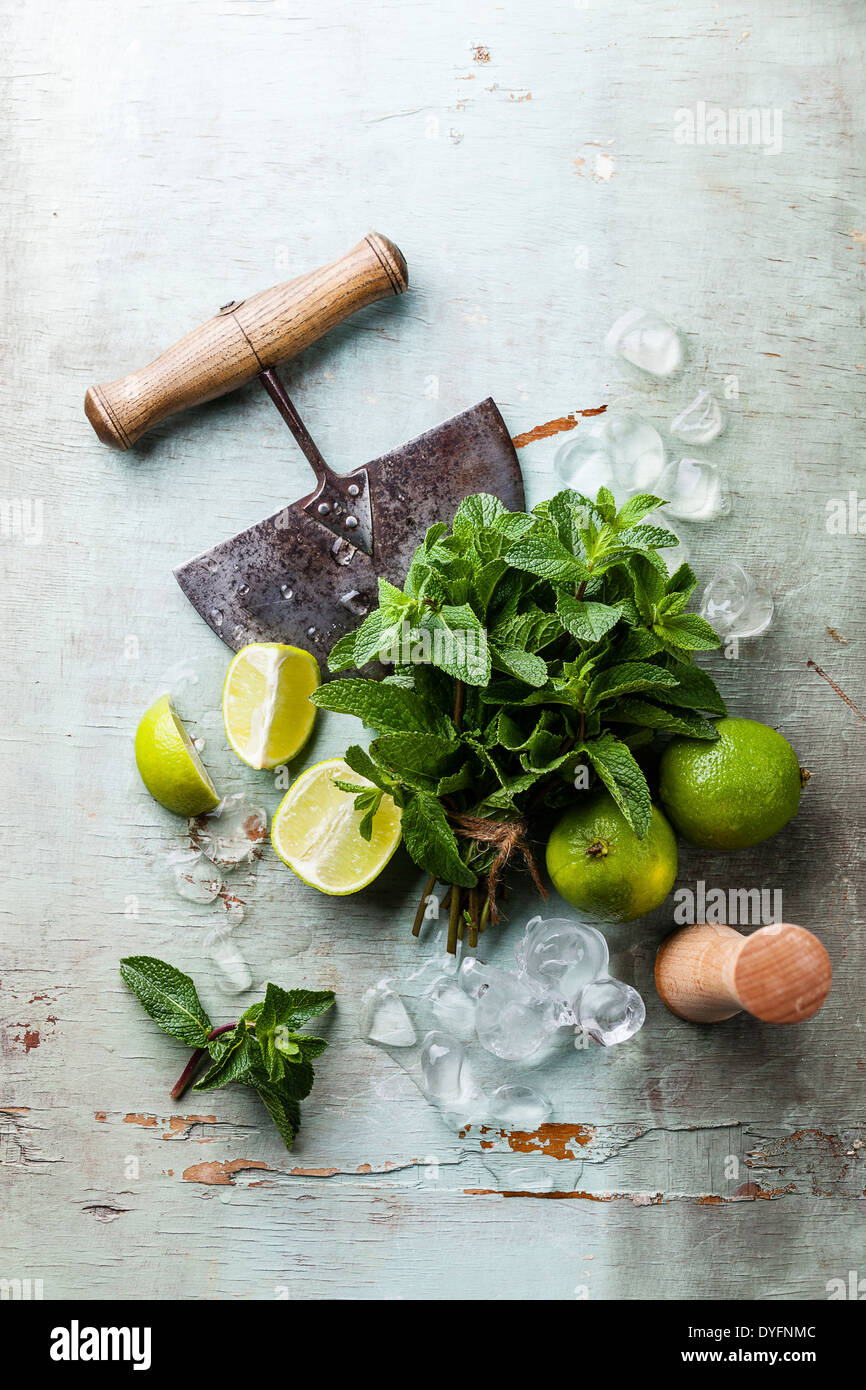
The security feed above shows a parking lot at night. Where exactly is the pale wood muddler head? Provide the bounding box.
[84,232,408,450]
[654,921,832,1024]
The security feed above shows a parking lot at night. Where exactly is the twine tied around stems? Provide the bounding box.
[448,812,548,923]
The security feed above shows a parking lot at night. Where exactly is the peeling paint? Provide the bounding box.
[512,405,607,449]
[182,1158,269,1187]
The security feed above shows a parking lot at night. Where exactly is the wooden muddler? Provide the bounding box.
[84,232,408,450]
[654,921,832,1024]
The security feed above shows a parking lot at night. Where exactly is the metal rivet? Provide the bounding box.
[347,483,360,498]
[344,515,359,529]
[317,502,331,516]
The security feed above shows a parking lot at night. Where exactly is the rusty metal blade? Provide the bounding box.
[174,398,525,671]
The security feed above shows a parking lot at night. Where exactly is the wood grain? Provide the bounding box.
[84,234,407,448]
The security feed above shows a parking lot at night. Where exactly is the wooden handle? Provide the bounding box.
[654,921,832,1024]
[84,232,408,450]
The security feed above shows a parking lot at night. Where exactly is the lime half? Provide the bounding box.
[222,643,320,770]
[135,694,220,817]
[271,757,402,895]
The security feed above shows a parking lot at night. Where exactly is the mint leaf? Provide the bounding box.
[327,630,359,673]
[663,662,727,715]
[194,1028,258,1091]
[585,661,677,709]
[557,593,623,643]
[420,603,491,685]
[371,731,460,788]
[608,698,720,739]
[583,733,652,838]
[507,529,589,584]
[614,494,665,531]
[452,492,507,539]
[352,608,409,668]
[401,793,477,887]
[356,789,383,841]
[258,983,336,1035]
[119,957,212,1048]
[655,612,722,652]
[310,678,450,735]
[489,642,548,687]
[249,1077,302,1149]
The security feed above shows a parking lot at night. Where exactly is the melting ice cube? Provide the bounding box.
[670,390,724,445]
[576,977,646,1046]
[700,560,774,639]
[514,916,609,1022]
[473,964,559,1062]
[419,1031,479,1109]
[605,308,683,377]
[554,410,665,498]
[489,1083,552,1130]
[205,924,252,995]
[166,849,222,904]
[190,794,268,869]
[426,976,477,1042]
[359,980,416,1047]
[659,456,731,522]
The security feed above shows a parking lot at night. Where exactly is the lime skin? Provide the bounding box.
[546,794,678,925]
[659,716,802,851]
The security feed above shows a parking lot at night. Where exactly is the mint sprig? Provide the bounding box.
[119,956,334,1151]
[309,486,726,950]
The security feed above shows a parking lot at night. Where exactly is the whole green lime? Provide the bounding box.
[659,716,803,850]
[546,795,678,925]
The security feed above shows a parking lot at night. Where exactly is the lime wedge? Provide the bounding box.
[222,643,320,770]
[135,694,220,817]
[271,757,402,895]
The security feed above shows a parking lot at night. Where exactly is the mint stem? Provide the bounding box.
[169,1022,238,1101]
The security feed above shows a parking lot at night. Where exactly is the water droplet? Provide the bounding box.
[339,589,369,617]
[237,583,250,597]
[306,626,316,637]
[209,609,223,627]
[280,585,294,599]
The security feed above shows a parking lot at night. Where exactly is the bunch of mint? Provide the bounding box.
[119,956,334,1150]
[311,487,725,948]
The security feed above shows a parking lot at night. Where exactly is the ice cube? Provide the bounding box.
[576,977,646,1046]
[490,1083,552,1130]
[700,560,774,638]
[553,410,665,498]
[166,849,222,904]
[419,1031,478,1108]
[605,308,683,377]
[457,956,493,999]
[553,436,617,495]
[359,980,416,1047]
[190,794,268,869]
[514,916,609,1022]
[473,964,559,1061]
[659,456,731,522]
[204,924,252,995]
[426,976,477,1042]
[670,390,724,445]
[219,892,245,928]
